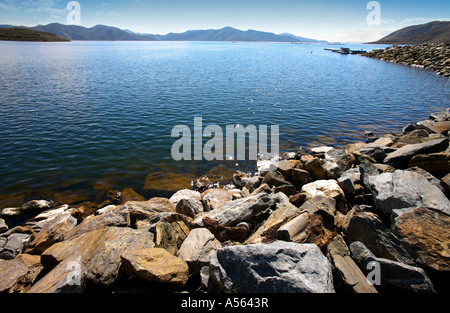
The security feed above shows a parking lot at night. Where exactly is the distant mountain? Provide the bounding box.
[369,21,450,44]
[31,23,149,41]
[279,33,328,43]
[0,23,325,43]
[0,27,69,42]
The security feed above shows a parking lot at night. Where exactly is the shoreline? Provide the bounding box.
[362,43,450,77]
[1,109,450,294]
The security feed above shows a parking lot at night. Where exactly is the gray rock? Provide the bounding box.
[368,170,450,218]
[430,110,450,122]
[354,143,387,163]
[344,208,415,266]
[338,168,361,195]
[0,233,31,260]
[349,241,435,293]
[176,198,203,218]
[359,161,381,188]
[193,192,279,227]
[177,228,221,274]
[384,138,449,168]
[209,241,335,293]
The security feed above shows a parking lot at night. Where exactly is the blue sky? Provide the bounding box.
[0,0,448,42]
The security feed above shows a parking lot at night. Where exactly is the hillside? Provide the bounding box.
[0,23,324,43]
[0,27,70,42]
[369,21,450,44]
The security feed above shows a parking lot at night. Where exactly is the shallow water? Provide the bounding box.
[0,41,448,204]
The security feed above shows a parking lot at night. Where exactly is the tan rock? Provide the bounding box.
[0,254,43,293]
[201,188,234,211]
[393,207,450,272]
[276,212,310,243]
[42,227,155,286]
[121,248,189,286]
[326,235,377,293]
[126,198,176,221]
[26,213,77,254]
[245,194,302,244]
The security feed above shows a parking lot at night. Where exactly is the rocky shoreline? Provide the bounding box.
[362,43,450,77]
[1,109,450,294]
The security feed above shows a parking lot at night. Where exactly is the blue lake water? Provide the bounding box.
[0,41,449,203]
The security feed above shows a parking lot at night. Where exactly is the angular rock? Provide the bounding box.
[0,233,31,260]
[349,241,435,293]
[301,180,347,213]
[384,138,449,168]
[26,213,78,255]
[393,207,450,272]
[300,195,336,227]
[202,217,248,243]
[177,228,222,274]
[125,198,176,221]
[326,235,377,293]
[344,208,415,265]
[170,189,202,209]
[121,248,189,287]
[323,149,355,178]
[0,254,43,293]
[405,167,446,193]
[64,206,130,241]
[201,188,234,212]
[409,153,450,178]
[154,222,178,255]
[275,160,294,180]
[193,192,278,227]
[175,198,203,218]
[276,212,310,243]
[28,252,86,293]
[42,227,155,287]
[244,175,261,193]
[1,207,22,218]
[304,158,327,180]
[368,170,450,218]
[354,143,387,163]
[209,242,335,293]
[290,169,312,189]
[245,194,302,244]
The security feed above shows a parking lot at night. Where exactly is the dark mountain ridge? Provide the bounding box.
[369,21,450,44]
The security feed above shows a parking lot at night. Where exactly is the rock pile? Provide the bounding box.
[363,43,450,77]
[1,110,450,293]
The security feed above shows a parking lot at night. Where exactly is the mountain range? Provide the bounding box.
[0,23,326,43]
[369,21,450,44]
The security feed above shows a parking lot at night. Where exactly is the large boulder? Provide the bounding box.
[344,208,415,266]
[349,241,435,293]
[393,207,450,272]
[170,189,203,215]
[0,233,31,260]
[125,198,176,221]
[209,242,335,293]
[0,254,43,293]
[201,189,234,212]
[368,170,450,219]
[42,227,155,287]
[383,138,448,168]
[27,252,86,293]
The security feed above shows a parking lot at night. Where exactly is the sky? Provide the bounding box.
[0,0,449,42]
